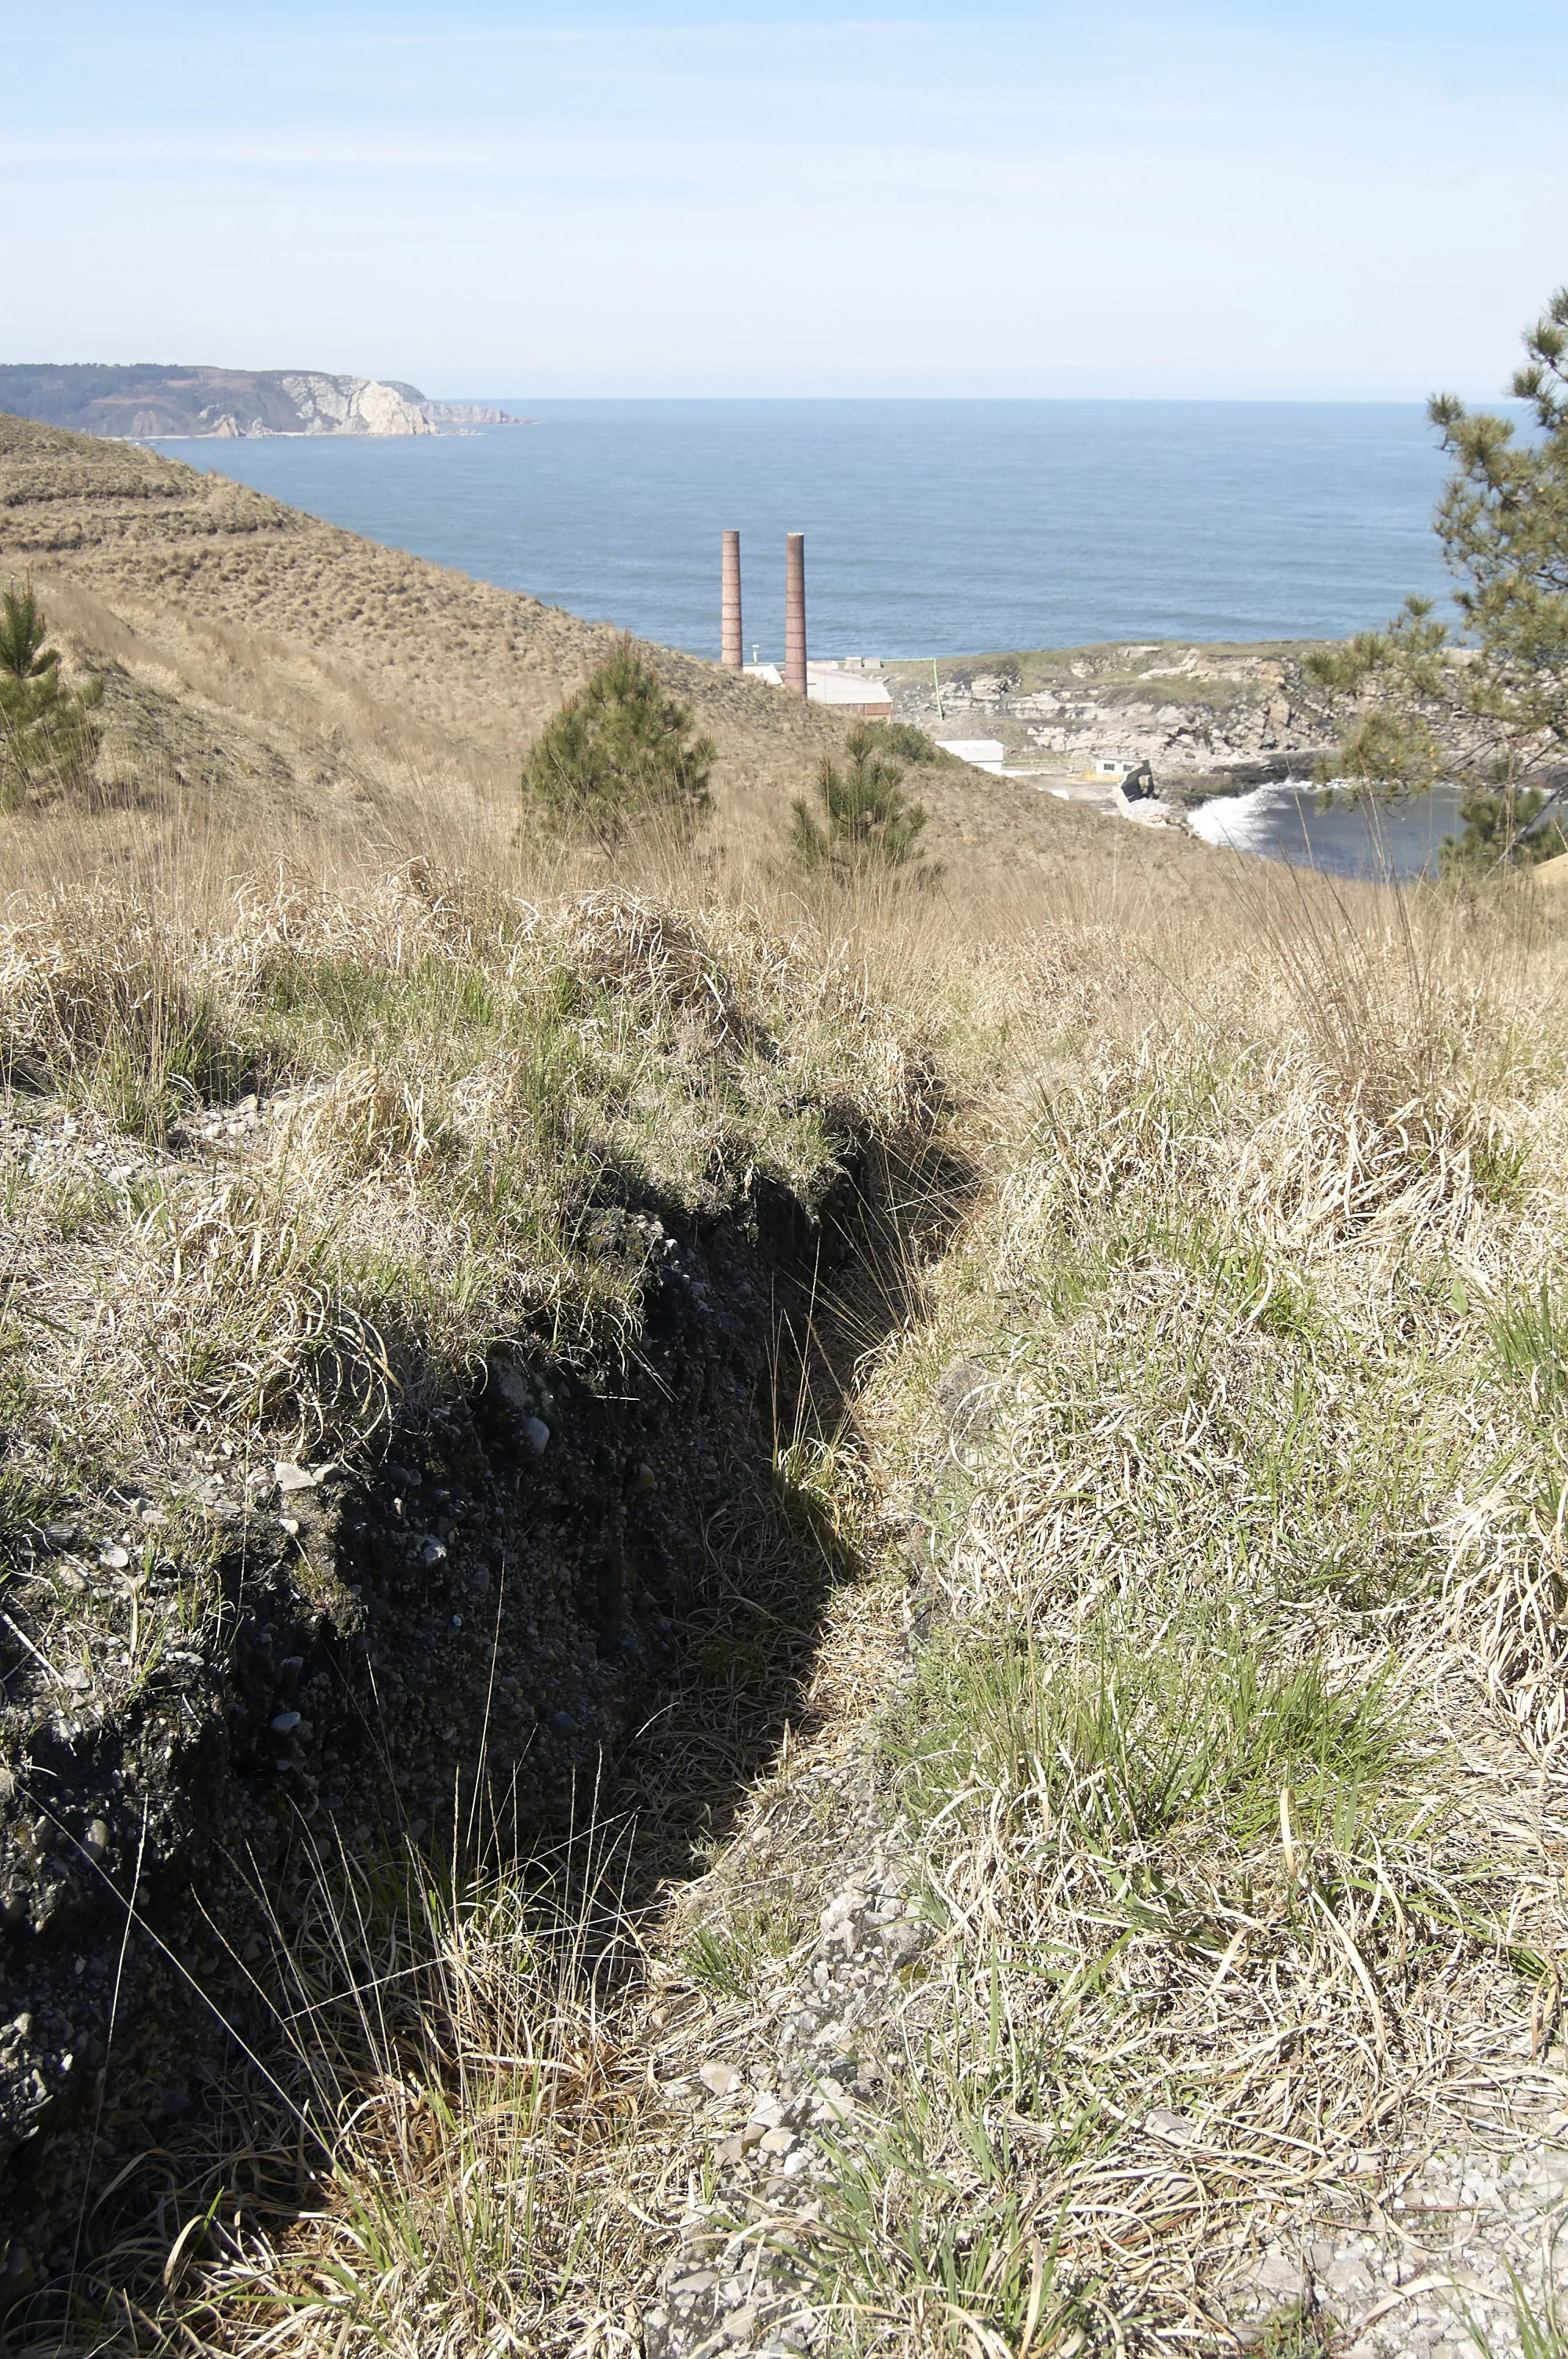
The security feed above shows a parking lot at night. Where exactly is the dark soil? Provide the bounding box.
[0,1137,894,2299]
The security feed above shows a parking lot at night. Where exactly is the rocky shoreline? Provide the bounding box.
[886,639,1352,794]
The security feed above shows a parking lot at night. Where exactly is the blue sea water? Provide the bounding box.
[1188,779,1466,881]
[154,399,1452,664]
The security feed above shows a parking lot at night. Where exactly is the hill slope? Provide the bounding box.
[0,413,1221,889]
[2,420,1566,2359]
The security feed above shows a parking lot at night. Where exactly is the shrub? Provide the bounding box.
[791,723,935,879]
[520,635,714,846]
[862,718,958,767]
[0,581,103,810]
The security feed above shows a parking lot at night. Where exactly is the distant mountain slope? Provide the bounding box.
[0,364,516,439]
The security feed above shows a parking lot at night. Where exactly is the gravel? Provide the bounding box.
[642,1736,1568,2359]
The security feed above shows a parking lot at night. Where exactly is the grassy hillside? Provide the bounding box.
[0,410,840,803]
[2,420,1566,2359]
[0,413,1233,889]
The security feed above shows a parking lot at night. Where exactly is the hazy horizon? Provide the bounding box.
[4,1,1565,405]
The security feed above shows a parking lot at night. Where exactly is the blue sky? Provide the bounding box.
[4,2,1564,398]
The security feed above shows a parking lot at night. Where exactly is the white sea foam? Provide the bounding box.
[1188,780,1320,852]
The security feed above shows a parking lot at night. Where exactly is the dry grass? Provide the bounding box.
[572,858,1568,2357]
[5,431,1568,2356]
[10,762,1568,2352]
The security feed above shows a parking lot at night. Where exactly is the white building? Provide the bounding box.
[805,661,893,717]
[742,658,893,717]
[935,738,1007,774]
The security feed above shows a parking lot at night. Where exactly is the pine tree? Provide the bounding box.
[0,585,58,687]
[520,636,714,847]
[1309,288,1568,874]
[0,583,102,811]
[791,725,935,878]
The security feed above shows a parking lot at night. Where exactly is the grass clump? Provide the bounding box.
[887,1613,1404,1860]
[0,869,921,1550]
[519,634,714,847]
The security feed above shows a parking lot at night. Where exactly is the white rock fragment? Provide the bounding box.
[815,2077,853,2122]
[1144,2106,1196,2146]
[699,2061,740,2096]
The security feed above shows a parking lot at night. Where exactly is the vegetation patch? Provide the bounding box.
[0,583,102,810]
[520,637,715,847]
[791,723,936,879]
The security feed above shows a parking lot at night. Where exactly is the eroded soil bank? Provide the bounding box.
[0,1140,881,2285]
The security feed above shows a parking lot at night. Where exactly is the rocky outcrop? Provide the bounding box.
[0,366,521,441]
[891,642,1353,788]
[275,373,436,436]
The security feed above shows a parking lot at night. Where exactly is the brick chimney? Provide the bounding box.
[784,532,807,696]
[721,529,742,670]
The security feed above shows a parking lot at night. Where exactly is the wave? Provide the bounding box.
[1187,778,1324,852]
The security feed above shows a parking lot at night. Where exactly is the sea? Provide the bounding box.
[1187,779,1465,881]
[155,398,1464,877]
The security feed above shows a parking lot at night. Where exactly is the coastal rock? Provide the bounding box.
[278,373,437,437]
[0,365,522,441]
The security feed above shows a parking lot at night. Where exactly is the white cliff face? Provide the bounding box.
[278,374,437,437]
[0,364,521,441]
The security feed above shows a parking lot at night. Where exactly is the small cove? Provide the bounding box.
[1187,779,1465,881]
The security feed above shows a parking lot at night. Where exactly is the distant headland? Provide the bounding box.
[0,364,524,440]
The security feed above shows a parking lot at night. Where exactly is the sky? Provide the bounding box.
[3,1,1565,400]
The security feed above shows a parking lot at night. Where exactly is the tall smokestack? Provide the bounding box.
[784,532,807,696]
[720,529,742,670]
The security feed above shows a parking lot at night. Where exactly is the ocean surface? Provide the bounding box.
[154,400,1454,664]
[1188,780,1465,881]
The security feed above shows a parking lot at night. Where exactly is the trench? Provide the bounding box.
[0,1118,978,2334]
